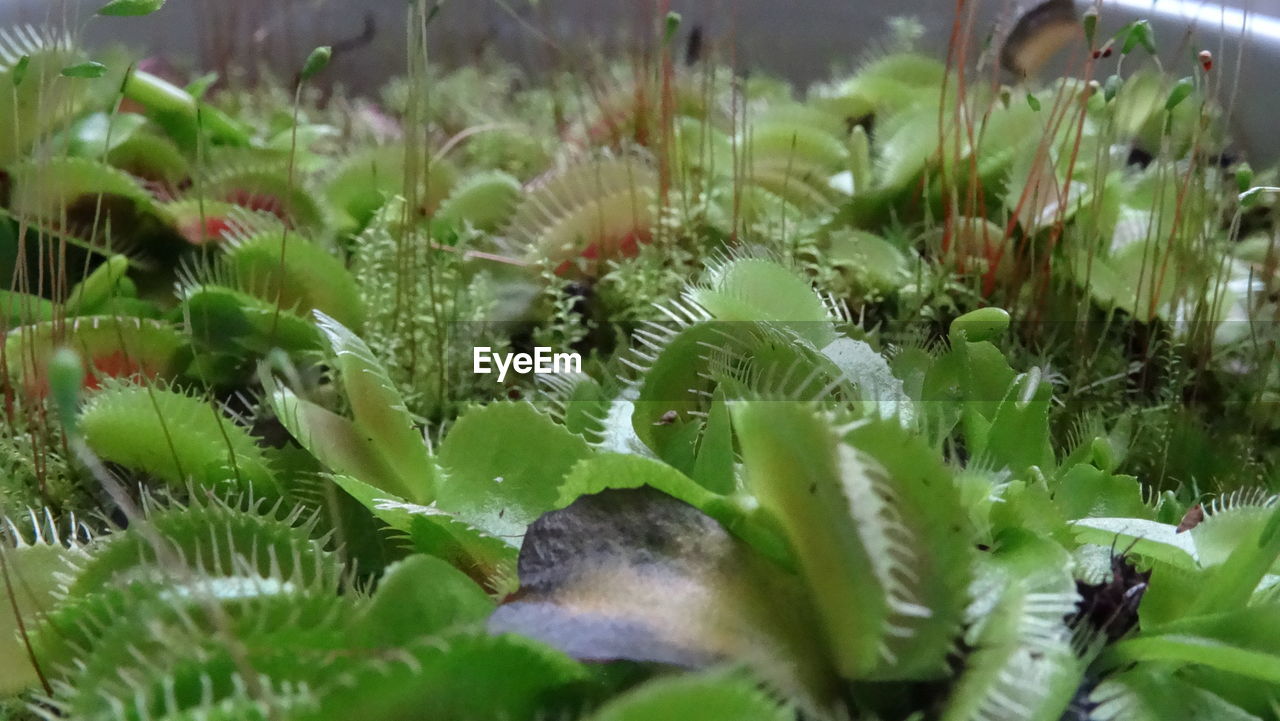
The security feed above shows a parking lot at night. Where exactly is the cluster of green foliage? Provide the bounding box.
[0,2,1279,720]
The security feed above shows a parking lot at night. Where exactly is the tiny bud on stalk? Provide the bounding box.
[663,12,682,47]
[301,46,332,82]
[1198,50,1213,72]
[1082,8,1098,48]
[1121,20,1156,56]
[11,54,29,86]
[1236,163,1254,194]
[48,348,84,435]
[1104,74,1123,102]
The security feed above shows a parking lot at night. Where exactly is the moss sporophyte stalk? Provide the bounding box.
[0,1,1278,720]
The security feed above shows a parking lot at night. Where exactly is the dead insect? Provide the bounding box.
[1176,504,1205,533]
[1070,542,1150,641]
[653,410,680,426]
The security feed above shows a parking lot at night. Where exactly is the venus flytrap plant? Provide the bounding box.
[943,530,1084,721]
[0,509,89,696]
[733,402,971,681]
[189,213,364,330]
[77,378,280,497]
[311,311,434,499]
[503,155,660,278]
[4,314,189,397]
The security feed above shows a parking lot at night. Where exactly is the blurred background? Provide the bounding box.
[1,0,1276,161]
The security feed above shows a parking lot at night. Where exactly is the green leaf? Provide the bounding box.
[849,125,872,191]
[315,311,436,502]
[844,418,975,675]
[1188,494,1278,568]
[631,322,739,466]
[59,492,341,602]
[98,0,166,16]
[1105,634,1280,685]
[875,101,942,190]
[7,156,158,225]
[1071,517,1198,569]
[818,52,946,119]
[979,368,1055,475]
[1192,503,1280,614]
[79,380,280,496]
[826,229,910,291]
[733,404,970,680]
[690,257,836,348]
[60,61,107,78]
[0,32,83,165]
[555,452,716,510]
[324,145,456,231]
[222,230,364,330]
[65,254,130,315]
[1089,667,1264,721]
[942,531,1081,721]
[308,631,590,721]
[350,555,493,648]
[586,671,791,721]
[184,284,324,357]
[1026,93,1041,112]
[327,473,515,592]
[920,333,1018,450]
[185,71,218,99]
[1054,465,1149,520]
[543,372,611,441]
[690,389,736,495]
[630,318,866,470]
[1,523,85,694]
[265,379,407,497]
[121,68,251,146]
[433,170,522,233]
[437,402,593,541]
[950,307,1010,343]
[1165,76,1195,111]
[0,290,53,327]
